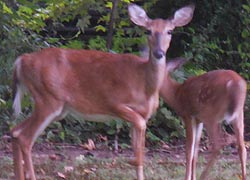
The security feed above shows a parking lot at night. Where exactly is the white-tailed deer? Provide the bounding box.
[11,4,194,180]
[160,58,247,180]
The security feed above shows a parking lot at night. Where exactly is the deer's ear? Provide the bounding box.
[128,4,151,27]
[166,57,187,72]
[171,4,195,27]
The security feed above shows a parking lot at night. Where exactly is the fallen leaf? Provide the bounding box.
[64,166,74,173]
[81,139,96,150]
[40,168,46,175]
[49,154,59,160]
[90,167,97,172]
[57,172,66,179]
[160,141,170,149]
[237,174,242,180]
[245,141,250,149]
[162,144,170,149]
[111,158,116,166]
[75,154,85,161]
[84,168,92,174]
[98,134,108,142]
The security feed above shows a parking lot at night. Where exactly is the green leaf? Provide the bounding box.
[243,4,250,12]
[63,40,84,49]
[59,131,65,141]
[171,131,180,138]
[95,25,106,32]
[77,16,90,32]
[119,20,129,27]
[105,2,113,9]
[0,98,6,105]
[122,0,134,3]
[107,129,116,135]
[242,29,250,38]
[146,131,161,142]
[160,108,172,119]
[46,37,60,44]
[19,5,33,15]
[116,120,124,130]
[2,2,13,14]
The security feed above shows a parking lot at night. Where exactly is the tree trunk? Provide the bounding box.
[106,0,119,50]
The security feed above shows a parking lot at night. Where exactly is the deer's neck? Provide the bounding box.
[160,73,182,111]
[145,53,166,96]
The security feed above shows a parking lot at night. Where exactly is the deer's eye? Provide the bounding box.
[167,30,173,35]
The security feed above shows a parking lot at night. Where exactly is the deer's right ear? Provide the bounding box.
[128,4,151,27]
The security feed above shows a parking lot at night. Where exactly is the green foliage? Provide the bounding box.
[238,1,250,80]
[0,1,48,135]
[62,40,84,49]
[149,103,185,143]
[88,36,107,51]
[180,1,250,81]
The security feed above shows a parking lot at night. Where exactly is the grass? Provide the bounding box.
[0,148,249,180]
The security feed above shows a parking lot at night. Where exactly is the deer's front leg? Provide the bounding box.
[184,119,197,180]
[12,138,25,180]
[116,105,147,180]
[131,123,146,180]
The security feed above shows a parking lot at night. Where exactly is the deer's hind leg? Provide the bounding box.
[11,98,65,180]
[232,110,246,180]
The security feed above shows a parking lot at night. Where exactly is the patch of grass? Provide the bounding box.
[0,151,249,180]
[196,155,248,180]
[0,156,13,179]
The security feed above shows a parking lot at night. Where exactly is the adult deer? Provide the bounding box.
[10,4,194,180]
[160,58,247,180]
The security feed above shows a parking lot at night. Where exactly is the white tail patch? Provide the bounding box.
[224,112,238,124]
[12,57,25,117]
[13,84,23,117]
[224,79,236,124]
[224,79,245,124]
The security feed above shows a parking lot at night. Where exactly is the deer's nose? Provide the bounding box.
[153,49,165,59]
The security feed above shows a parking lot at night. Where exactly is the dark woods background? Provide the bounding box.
[0,0,249,146]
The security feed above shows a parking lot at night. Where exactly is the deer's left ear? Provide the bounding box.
[166,57,187,72]
[171,4,195,27]
[128,4,151,27]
